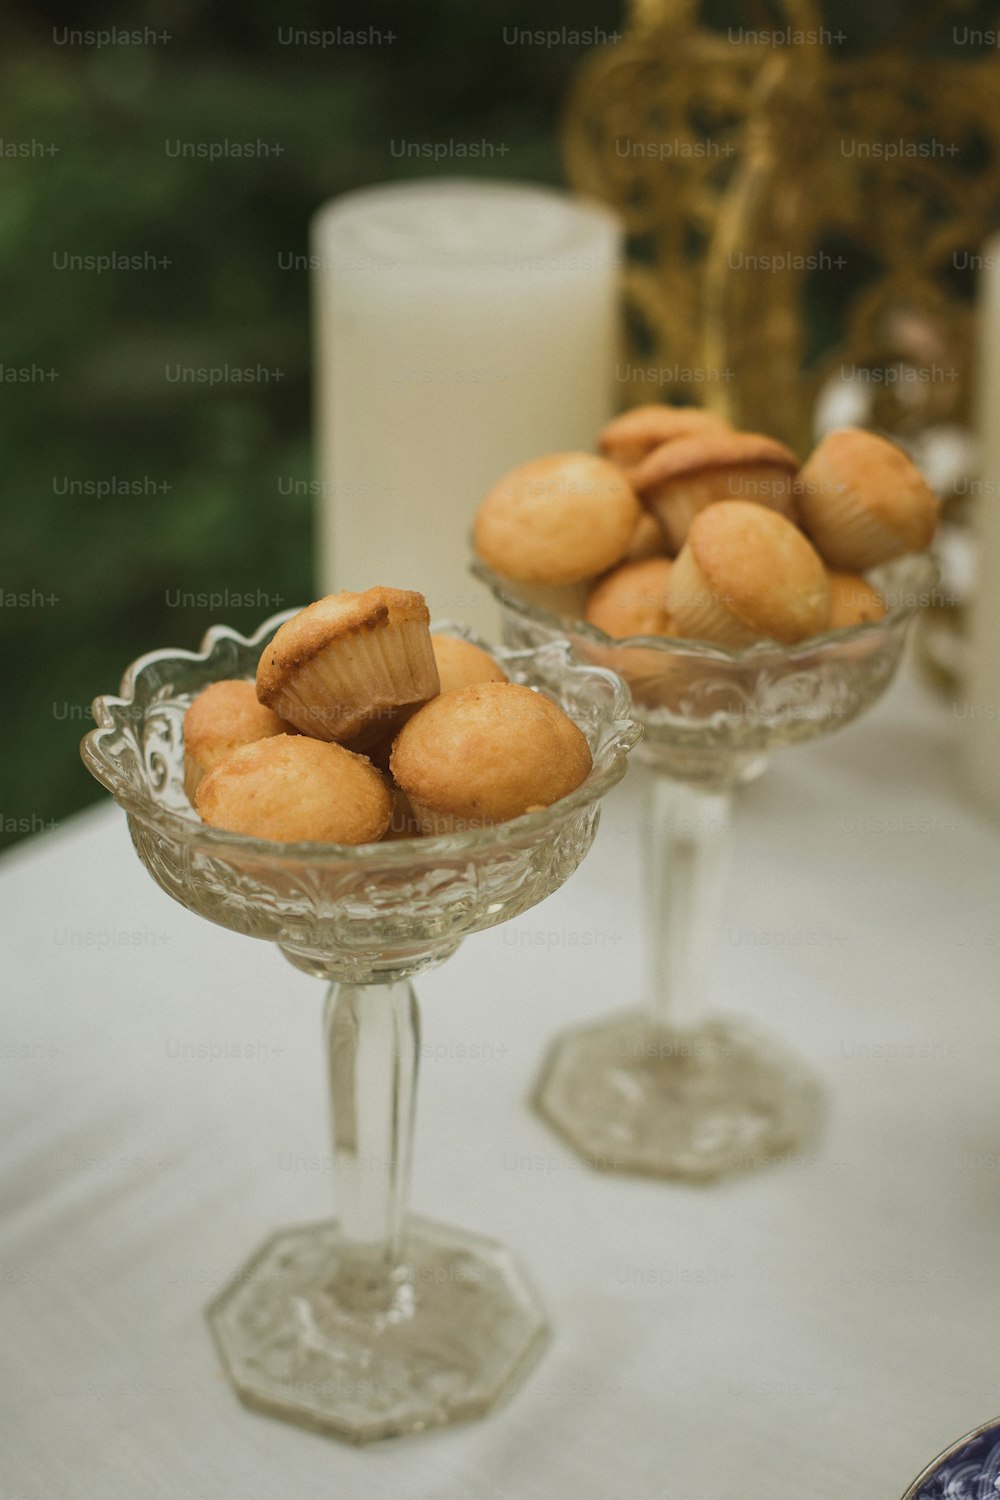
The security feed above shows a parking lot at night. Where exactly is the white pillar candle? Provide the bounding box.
[962,232,1000,815]
[312,179,622,636]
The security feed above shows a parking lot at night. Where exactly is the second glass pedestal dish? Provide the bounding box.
[475,553,938,1182]
[81,613,639,1443]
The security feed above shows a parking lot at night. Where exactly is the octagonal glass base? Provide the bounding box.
[533,1010,823,1183]
[207,1216,549,1444]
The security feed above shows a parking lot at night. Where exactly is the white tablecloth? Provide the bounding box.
[2,665,999,1500]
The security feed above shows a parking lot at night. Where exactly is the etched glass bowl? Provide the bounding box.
[81,612,639,1444]
[475,553,938,1182]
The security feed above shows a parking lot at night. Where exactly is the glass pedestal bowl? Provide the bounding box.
[80,613,638,1444]
[475,554,938,1183]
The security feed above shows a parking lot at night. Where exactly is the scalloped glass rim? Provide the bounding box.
[471,552,940,664]
[80,612,640,864]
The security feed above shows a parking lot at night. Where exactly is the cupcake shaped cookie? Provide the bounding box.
[256,587,439,748]
[826,571,886,628]
[584,557,678,711]
[195,734,392,845]
[599,404,731,469]
[585,558,675,639]
[182,679,295,804]
[474,453,640,585]
[796,429,938,569]
[431,635,508,695]
[666,501,831,647]
[390,681,592,835]
[632,430,799,553]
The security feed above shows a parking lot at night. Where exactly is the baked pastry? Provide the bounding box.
[256,587,439,748]
[195,734,392,844]
[632,430,799,553]
[431,634,508,695]
[826,571,886,628]
[360,638,506,771]
[585,558,675,639]
[182,679,294,804]
[473,453,640,585]
[796,429,938,569]
[390,682,592,834]
[599,404,731,468]
[666,501,831,646]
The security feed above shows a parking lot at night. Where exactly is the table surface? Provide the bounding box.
[2,664,999,1500]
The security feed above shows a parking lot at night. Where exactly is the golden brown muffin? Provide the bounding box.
[390,682,593,834]
[473,453,641,585]
[796,429,939,569]
[632,430,800,553]
[585,558,676,639]
[599,404,731,468]
[666,500,831,647]
[182,679,295,805]
[195,734,392,844]
[826,571,887,629]
[431,634,508,695]
[256,587,439,748]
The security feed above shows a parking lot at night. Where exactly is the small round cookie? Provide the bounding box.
[195,734,392,844]
[632,430,799,553]
[796,429,938,569]
[431,634,508,695]
[585,558,676,639]
[665,501,831,647]
[390,681,593,834]
[474,453,641,585]
[599,404,731,468]
[183,679,294,805]
[826,571,886,629]
[256,587,439,748]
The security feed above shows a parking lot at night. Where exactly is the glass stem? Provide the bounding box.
[644,773,734,1033]
[323,979,420,1284]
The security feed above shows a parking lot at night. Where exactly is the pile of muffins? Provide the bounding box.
[473,408,939,649]
[182,587,592,846]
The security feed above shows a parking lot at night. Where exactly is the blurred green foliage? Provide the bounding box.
[1,0,622,850]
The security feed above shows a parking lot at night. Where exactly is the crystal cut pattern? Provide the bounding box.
[81,615,639,1442]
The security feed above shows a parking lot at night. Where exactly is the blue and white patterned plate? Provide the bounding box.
[902,1418,1000,1498]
